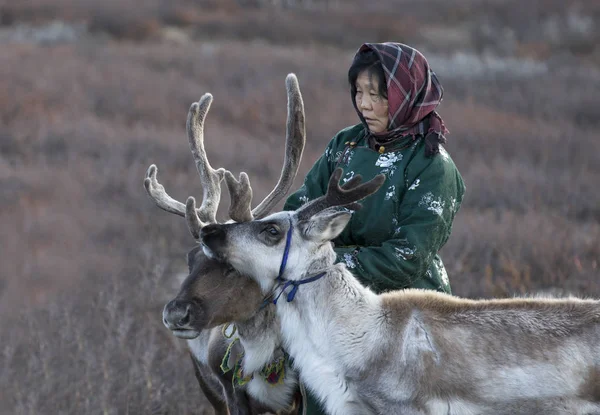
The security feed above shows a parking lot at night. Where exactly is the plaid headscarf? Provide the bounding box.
[352,43,448,157]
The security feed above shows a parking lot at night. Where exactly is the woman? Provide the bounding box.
[284,42,465,414]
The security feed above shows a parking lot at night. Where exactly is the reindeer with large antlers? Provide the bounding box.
[199,170,600,415]
[145,74,305,415]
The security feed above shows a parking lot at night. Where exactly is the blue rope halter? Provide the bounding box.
[276,218,295,283]
[270,218,326,304]
[272,272,326,304]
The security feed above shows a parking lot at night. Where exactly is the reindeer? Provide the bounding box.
[199,168,600,415]
[144,74,306,415]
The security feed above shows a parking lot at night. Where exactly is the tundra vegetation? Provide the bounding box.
[0,0,599,413]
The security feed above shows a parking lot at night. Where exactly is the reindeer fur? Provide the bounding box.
[201,207,600,415]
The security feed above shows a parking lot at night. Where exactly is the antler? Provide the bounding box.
[144,94,226,238]
[144,74,306,238]
[252,73,306,219]
[224,170,253,222]
[144,164,186,216]
[185,94,226,231]
[225,73,306,222]
[296,168,385,220]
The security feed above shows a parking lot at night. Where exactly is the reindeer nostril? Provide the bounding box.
[164,300,193,329]
[179,312,190,326]
[178,304,191,327]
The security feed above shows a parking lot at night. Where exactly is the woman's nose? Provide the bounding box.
[359,96,372,110]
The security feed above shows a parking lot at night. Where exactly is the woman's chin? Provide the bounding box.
[369,127,386,134]
[366,122,386,134]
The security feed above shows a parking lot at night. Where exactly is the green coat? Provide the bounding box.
[284,124,465,294]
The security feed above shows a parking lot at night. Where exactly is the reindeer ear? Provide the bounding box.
[298,209,352,243]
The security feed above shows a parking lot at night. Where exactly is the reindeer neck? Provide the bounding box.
[281,262,378,316]
[284,243,336,281]
[275,263,380,386]
[234,304,282,374]
[186,329,212,365]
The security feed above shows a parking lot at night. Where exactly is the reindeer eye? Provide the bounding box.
[262,225,280,236]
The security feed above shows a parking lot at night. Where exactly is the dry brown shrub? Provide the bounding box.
[87,9,162,41]
[1,0,599,413]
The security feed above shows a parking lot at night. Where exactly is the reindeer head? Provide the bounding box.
[161,246,266,339]
[145,74,305,339]
[200,169,385,294]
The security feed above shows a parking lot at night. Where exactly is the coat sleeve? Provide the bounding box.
[334,154,464,293]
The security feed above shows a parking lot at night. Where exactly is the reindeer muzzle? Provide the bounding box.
[163,299,200,339]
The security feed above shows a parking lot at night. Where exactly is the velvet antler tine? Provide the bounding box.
[185,197,203,240]
[187,94,226,226]
[296,168,385,220]
[144,164,186,217]
[340,174,363,190]
[251,73,306,219]
[224,171,254,223]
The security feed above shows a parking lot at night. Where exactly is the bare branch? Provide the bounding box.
[251,73,306,219]
[144,164,186,217]
[296,168,386,220]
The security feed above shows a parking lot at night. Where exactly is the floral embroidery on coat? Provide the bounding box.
[391,218,402,237]
[408,179,420,191]
[449,197,458,215]
[342,170,356,185]
[343,150,354,166]
[342,253,357,269]
[435,258,449,286]
[375,152,402,177]
[385,185,396,201]
[395,246,416,261]
[439,265,449,287]
[327,148,344,164]
[418,192,445,216]
[394,239,417,261]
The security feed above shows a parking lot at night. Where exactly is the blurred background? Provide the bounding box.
[1,0,599,413]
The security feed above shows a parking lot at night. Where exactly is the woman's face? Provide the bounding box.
[354,70,389,133]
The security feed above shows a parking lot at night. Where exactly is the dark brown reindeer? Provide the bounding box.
[144,74,305,415]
